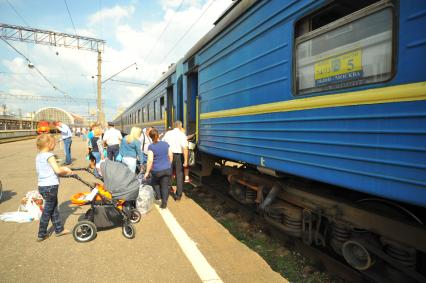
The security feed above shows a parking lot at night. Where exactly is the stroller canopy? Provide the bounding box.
[100,160,139,201]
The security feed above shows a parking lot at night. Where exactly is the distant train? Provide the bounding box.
[36,121,58,134]
[36,121,50,134]
[115,1,426,281]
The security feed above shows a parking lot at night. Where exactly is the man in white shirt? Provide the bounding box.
[103,122,122,161]
[162,121,188,200]
[55,121,73,165]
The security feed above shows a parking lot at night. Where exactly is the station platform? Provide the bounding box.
[0,137,287,282]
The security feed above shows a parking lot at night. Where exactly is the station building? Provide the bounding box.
[33,107,87,127]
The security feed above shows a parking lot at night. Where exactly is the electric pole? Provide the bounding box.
[97,51,104,125]
[0,23,105,125]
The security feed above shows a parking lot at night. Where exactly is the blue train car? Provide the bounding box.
[181,0,426,208]
[113,65,178,134]
[117,1,426,279]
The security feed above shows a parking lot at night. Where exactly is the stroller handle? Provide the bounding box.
[61,174,95,189]
[70,167,103,181]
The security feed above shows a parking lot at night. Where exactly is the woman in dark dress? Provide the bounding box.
[143,128,173,209]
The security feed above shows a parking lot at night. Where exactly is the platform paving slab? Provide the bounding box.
[0,137,287,282]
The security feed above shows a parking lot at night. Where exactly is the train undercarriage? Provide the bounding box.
[192,154,426,282]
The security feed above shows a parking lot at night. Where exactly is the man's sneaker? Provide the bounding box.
[160,203,167,209]
[184,177,191,183]
[55,229,71,237]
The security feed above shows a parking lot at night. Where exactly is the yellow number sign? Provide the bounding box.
[314,49,363,86]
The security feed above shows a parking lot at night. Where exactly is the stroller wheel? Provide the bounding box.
[129,209,142,224]
[73,220,97,243]
[122,224,136,239]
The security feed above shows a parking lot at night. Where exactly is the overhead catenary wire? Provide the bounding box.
[156,0,217,71]
[3,0,75,97]
[110,79,148,86]
[5,0,30,27]
[0,38,69,97]
[142,0,186,64]
[63,0,78,35]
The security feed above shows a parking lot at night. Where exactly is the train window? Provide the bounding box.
[154,100,157,120]
[138,110,141,123]
[295,0,394,95]
[149,103,154,121]
[143,107,147,122]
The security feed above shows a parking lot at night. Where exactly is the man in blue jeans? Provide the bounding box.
[56,121,73,165]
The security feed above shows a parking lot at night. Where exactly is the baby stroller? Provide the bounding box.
[67,160,141,243]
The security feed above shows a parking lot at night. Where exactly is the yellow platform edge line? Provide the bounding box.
[200,82,426,120]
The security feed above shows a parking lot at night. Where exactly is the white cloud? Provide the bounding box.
[89,4,135,26]
[0,0,233,120]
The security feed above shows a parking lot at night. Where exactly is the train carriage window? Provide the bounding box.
[143,107,147,122]
[138,110,141,123]
[148,103,154,121]
[295,0,394,95]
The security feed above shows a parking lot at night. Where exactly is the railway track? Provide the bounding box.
[185,171,368,283]
[0,135,36,144]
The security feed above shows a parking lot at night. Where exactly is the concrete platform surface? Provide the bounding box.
[0,137,287,282]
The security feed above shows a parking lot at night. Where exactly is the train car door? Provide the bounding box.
[166,86,174,129]
[176,76,184,123]
[186,71,198,137]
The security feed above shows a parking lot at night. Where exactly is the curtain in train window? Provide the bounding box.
[296,7,393,95]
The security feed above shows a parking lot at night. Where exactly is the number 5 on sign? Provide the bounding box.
[314,49,362,80]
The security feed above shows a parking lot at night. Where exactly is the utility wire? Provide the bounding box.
[143,0,185,63]
[64,0,78,35]
[155,0,216,77]
[0,38,69,97]
[110,79,148,86]
[4,0,74,99]
[6,0,30,27]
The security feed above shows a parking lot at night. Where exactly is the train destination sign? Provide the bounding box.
[314,49,363,86]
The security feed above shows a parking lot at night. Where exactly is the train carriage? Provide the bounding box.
[117,0,426,281]
[184,0,426,207]
[113,64,178,133]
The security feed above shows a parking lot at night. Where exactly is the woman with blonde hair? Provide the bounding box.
[119,127,144,173]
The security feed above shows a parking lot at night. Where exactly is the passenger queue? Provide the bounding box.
[35,120,191,241]
[83,120,190,207]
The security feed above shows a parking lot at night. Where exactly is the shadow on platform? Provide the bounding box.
[0,189,17,204]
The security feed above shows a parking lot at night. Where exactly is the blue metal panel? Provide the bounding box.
[198,0,426,114]
[199,101,426,206]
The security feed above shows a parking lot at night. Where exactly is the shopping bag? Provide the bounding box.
[136,184,154,215]
[18,190,44,220]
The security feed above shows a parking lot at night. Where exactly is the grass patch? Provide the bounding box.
[185,186,339,283]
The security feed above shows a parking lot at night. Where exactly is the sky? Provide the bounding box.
[0,0,233,120]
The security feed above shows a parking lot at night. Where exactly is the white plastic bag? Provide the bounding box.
[136,184,155,215]
[18,190,44,220]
